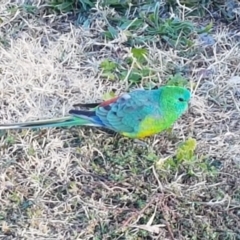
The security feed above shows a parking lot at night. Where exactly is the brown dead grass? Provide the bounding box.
[0,0,240,239]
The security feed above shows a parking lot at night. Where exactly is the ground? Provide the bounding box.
[0,0,240,239]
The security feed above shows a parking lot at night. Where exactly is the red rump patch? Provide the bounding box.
[99,96,119,107]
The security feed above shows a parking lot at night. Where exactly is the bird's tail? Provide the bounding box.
[0,116,100,130]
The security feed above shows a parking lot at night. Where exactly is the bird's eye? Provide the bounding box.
[178,97,184,102]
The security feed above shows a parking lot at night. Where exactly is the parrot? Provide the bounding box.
[0,86,191,138]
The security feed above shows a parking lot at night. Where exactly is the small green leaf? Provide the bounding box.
[120,19,143,31]
[102,91,116,101]
[131,48,148,63]
[101,72,116,80]
[176,138,197,162]
[167,73,189,87]
[22,4,37,14]
[100,59,118,72]
[107,25,118,38]
[163,138,197,170]
[79,0,94,10]
[140,67,152,77]
[198,22,213,34]
[119,69,142,83]
[128,70,142,83]
[55,2,73,12]
[5,135,15,144]
[103,31,114,40]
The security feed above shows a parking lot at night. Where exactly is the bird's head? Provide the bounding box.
[160,86,191,116]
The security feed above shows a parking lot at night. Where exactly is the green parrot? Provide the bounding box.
[0,86,191,138]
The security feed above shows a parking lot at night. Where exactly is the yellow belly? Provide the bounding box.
[122,117,169,139]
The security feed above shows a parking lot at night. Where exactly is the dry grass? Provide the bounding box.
[0,0,240,239]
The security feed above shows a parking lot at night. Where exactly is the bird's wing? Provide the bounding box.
[95,90,161,133]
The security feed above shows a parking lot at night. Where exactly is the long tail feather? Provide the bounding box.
[0,116,100,130]
[72,102,100,108]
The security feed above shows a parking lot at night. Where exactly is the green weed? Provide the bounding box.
[100,47,157,85]
[48,0,94,13]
